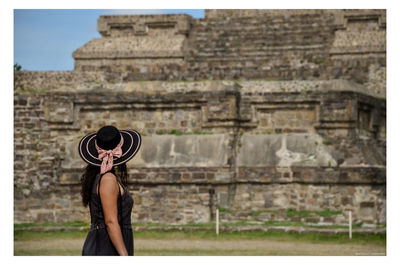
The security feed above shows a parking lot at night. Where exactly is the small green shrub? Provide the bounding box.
[14,63,22,71]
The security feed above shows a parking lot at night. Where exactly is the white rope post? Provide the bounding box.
[216,208,219,235]
[349,211,352,239]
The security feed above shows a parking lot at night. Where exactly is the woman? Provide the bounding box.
[78,125,142,256]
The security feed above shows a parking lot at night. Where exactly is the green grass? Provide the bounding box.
[233,80,243,88]
[15,248,80,256]
[306,223,362,229]
[14,88,48,95]
[317,209,342,217]
[132,222,216,228]
[314,59,325,64]
[286,208,342,218]
[135,248,307,256]
[287,208,313,218]
[14,229,88,241]
[263,220,304,227]
[14,229,386,247]
[376,223,387,229]
[15,248,290,256]
[14,218,377,231]
[14,221,90,229]
[136,230,386,246]
[218,206,232,214]
[19,246,381,256]
[250,210,278,216]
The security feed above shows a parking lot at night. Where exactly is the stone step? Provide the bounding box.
[194,22,331,30]
[190,45,327,53]
[190,41,329,47]
[191,28,333,37]
[196,16,330,26]
[187,52,328,61]
[189,35,332,47]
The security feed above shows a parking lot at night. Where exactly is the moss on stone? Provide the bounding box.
[315,209,342,217]
[250,209,278,216]
[286,208,313,218]
[15,88,48,95]
[287,208,342,218]
[218,206,232,214]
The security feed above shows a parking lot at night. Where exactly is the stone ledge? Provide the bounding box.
[97,14,193,37]
[13,74,386,100]
[59,166,386,185]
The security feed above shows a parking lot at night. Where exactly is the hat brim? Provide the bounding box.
[78,129,142,167]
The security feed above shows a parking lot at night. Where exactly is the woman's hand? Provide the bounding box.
[99,172,128,256]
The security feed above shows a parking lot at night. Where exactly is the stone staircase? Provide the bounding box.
[185,13,335,80]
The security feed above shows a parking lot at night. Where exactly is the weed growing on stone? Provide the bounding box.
[218,206,232,214]
[286,208,313,218]
[286,208,342,218]
[233,80,243,88]
[315,209,342,217]
[15,88,48,95]
[263,220,304,227]
[250,209,279,216]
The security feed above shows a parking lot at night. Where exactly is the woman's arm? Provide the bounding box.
[99,172,128,256]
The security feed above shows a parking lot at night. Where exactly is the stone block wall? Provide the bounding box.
[72,14,192,80]
[71,10,386,96]
[14,9,386,228]
[186,12,335,81]
[14,77,386,227]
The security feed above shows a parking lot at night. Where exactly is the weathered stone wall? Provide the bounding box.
[71,10,386,96]
[14,77,386,227]
[72,14,192,80]
[14,10,386,228]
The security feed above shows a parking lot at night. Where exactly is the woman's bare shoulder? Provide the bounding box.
[99,173,118,191]
[97,172,124,196]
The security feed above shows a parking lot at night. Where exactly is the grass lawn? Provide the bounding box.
[14,228,386,245]
[14,228,386,256]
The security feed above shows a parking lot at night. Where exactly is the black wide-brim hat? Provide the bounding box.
[78,126,142,167]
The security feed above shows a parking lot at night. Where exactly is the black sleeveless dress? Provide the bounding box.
[82,172,134,256]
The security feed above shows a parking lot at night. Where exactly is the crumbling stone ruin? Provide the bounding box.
[14,10,386,231]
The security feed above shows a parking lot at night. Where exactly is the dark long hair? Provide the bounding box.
[80,163,128,207]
